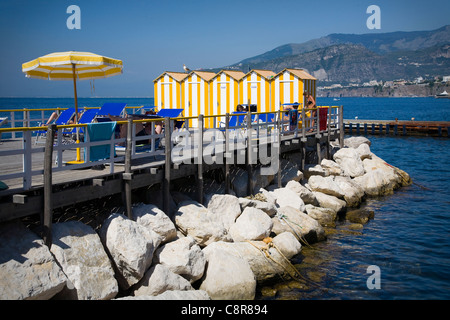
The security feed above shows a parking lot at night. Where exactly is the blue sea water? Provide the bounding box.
[1,97,450,300]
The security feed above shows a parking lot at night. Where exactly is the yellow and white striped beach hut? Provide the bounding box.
[154,71,189,110]
[271,68,317,110]
[240,69,276,113]
[181,70,216,127]
[211,70,245,123]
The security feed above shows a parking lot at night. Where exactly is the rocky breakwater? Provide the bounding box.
[0,136,411,300]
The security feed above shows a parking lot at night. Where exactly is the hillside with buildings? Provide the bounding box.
[211,25,450,97]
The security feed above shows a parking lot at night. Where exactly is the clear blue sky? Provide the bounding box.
[0,0,449,97]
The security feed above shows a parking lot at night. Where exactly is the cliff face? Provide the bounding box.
[318,83,450,98]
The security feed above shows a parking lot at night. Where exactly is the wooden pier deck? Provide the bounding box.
[0,110,343,231]
[344,119,450,137]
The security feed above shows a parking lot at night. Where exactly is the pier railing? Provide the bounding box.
[0,106,343,194]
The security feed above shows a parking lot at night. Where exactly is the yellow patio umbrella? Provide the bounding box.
[22,51,123,163]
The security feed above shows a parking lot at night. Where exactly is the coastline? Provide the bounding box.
[318,83,450,98]
[0,136,412,300]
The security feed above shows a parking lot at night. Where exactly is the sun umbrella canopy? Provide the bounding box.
[22,51,123,80]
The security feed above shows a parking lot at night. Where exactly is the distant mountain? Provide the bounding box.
[235,25,450,66]
[217,25,450,84]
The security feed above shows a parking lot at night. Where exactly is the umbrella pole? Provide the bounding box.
[72,63,82,163]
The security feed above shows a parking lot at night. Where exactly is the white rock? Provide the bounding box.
[272,206,326,244]
[269,187,306,212]
[307,175,345,199]
[333,175,366,207]
[0,221,67,300]
[238,197,277,217]
[344,136,371,149]
[99,213,158,290]
[200,248,256,300]
[333,147,365,178]
[153,236,206,283]
[313,191,347,213]
[175,200,230,247]
[285,180,318,205]
[133,264,193,296]
[305,204,337,227]
[303,164,329,179]
[320,159,342,176]
[271,231,302,259]
[133,204,177,244]
[206,194,242,231]
[355,143,372,160]
[50,221,118,300]
[229,207,273,242]
[279,159,304,185]
[204,232,301,282]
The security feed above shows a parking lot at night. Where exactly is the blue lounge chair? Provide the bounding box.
[95,103,127,122]
[67,109,99,136]
[35,108,76,144]
[157,108,184,129]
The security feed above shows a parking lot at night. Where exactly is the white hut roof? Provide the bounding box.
[188,70,217,82]
[212,70,246,81]
[154,71,189,83]
[244,69,276,80]
[278,68,317,80]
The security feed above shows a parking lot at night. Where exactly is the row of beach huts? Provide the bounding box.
[153,68,317,127]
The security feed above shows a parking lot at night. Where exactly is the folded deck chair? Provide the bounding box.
[35,108,76,144]
[86,122,117,162]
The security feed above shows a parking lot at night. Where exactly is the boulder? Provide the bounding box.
[320,159,343,176]
[305,204,337,227]
[99,213,158,290]
[133,204,177,244]
[312,191,347,213]
[269,187,306,212]
[203,232,301,282]
[355,143,372,160]
[272,206,326,244]
[175,200,230,247]
[344,136,371,149]
[307,175,345,199]
[303,164,328,179]
[238,197,277,217]
[50,221,118,300]
[133,264,193,297]
[333,176,366,207]
[229,207,273,242]
[206,194,242,230]
[0,221,67,300]
[153,236,206,283]
[285,180,318,205]
[333,147,365,178]
[200,247,256,300]
[345,208,375,224]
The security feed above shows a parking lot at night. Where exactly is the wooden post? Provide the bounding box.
[164,117,172,213]
[316,108,322,164]
[124,118,133,219]
[225,113,230,194]
[364,123,368,135]
[43,124,56,248]
[301,107,306,171]
[277,110,282,188]
[326,107,331,159]
[197,115,204,204]
[246,110,253,195]
[339,105,344,148]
